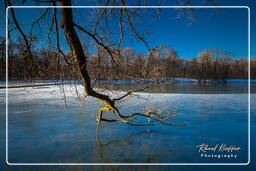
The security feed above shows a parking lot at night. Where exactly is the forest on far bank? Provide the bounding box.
[1,36,255,82]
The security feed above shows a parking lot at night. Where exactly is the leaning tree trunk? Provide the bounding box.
[60,0,114,105]
[59,0,177,128]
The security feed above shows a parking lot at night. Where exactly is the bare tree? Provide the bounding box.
[6,0,181,128]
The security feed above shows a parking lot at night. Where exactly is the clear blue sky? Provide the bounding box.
[0,0,255,59]
[119,8,249,58]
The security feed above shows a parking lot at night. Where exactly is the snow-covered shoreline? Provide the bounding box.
[1,84,252,108]
[0,78,255,86]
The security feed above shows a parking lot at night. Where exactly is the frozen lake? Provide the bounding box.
[95,81,255,94]
[1,79,256,94]
[0,83,255,166]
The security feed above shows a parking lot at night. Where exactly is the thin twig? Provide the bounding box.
[7,0,37,75]
[120,0,151,51]
[74,23,116,64]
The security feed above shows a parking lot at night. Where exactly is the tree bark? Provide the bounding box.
[60,0,92,94]
[60,0,114,105]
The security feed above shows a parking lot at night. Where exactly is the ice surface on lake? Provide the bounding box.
[0,85,254,164]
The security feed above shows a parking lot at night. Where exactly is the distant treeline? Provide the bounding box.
[0,37,255,81]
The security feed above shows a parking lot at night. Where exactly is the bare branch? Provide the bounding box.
[113,85,150,101]
[29,8,49,40]
[93,0,110,34]
[7,0,37,75]
[117,9,124,51]
[120,0,151,51]
[74,23,116,64]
